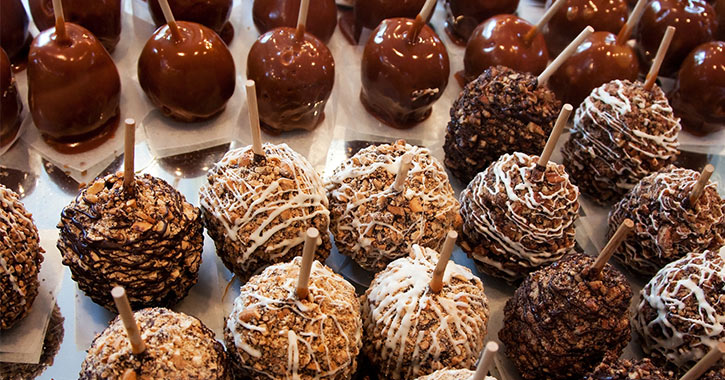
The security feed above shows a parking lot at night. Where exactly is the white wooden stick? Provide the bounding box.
[680,342,725,380]
[111,287,146,355]
[536,0,566,33]
[392,153,414,192]
[123,119,136,193]
[51,0,67,41]
[473,341,500,380]
[689,164,715,205]
[296,0,310,38]
[296,228,319,300]
[430,230,458,293]
[591,219,634,275]
[538,26,594,85]
[157,0,180,37]
[418,0,437,22]
[616,0,647,44]
[644,26,675,91]
[245,80,265,157]
[538,104,573,167]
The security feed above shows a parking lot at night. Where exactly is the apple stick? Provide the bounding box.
[689,164,715,205]
[538,26,594,86]
[430,230,458,293]
[392,153,414,192]
[111,287,146,355]
[590,219,634,275]
[245,80,265,157]
[157,0,181,39]
[410,0,437,42]
[51,0,68,43]
[680,342,725,380]
[524,0,566,43]
[296,227,319,300]
[472,341,500,380]
[644,26,675,91]
[295,0,310,40]
[616,0,647,45]
[123,119,136,194]
[538,104,573,167]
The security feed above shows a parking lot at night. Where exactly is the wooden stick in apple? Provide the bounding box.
[538,104,573,167]
[156,0,181,39]
[616,0,648,45]
[123,118,136,193]
[430,230,458,293]
[410,0,437,42]
[689,164,715,205]
[111,286,146,355]
[472,341,500,380]
[524,0,566,43]
[244,80,265,158]
[590,219,634,275]
[295,0,311,40]
[680,342,725,380]
[644,26,676,91]
[538,26,594,85]
[295,227,319,300]
[51,0,68,43]
[392,153,414,192]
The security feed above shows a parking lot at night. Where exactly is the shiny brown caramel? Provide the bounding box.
[138,21,235,123]
[1,49,22,148]
[669,41,725,135]
[636,0,717,77]
[361,17,450,128]
[462,14,548,85]
[543,0,627,56]
[549,31,639,106]
[0,0,31,62]
[340,0,427,44]
[252,0,337,44]
[247,27,335,134]
[28,0,121,53]
[149,0,234,44]
[28,23,120,154]
[445,0,520,45]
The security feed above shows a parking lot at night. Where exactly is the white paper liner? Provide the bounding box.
[0,229,65,364]
[73,234,225,350]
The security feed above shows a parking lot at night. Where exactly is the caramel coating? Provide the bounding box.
[1,48,22,149]
[543,0,628,56]
[28,0,121,52]
[148,0,234,44]
[0,0,30,61]
[445,0,520,44]
[252,0,337,44]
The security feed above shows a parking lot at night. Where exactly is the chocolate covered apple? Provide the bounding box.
[28,21,120,154]
[669,41,725,135]
[445,0,521,45]
[253,0,337,44]
[138,20,235,122]
[361,15,449,128]
[148,0,234,44]
[340,0,428,44]
[0,0,31,63]
[28,0,121,53]
[1,49,23,149]
[543,0,628,55]
[635,0,717,77]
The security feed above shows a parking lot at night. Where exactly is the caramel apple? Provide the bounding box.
[461,14,548,85]
[340,0,428,44]
[28,0,121,53]
[445,0,520,45]
[148,0,234,44]
[253,0,337,44]
[669,41,725,136]
[138,21,235,122]
[0,0,31,63]
[247,27,334,133]
[635,0,717,77]
[1,49,23,148]
[543,0,628,56]
[361,16,449,128]
[28,22,120,153]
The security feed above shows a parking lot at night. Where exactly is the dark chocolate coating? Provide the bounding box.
[669,41,725,135]
[28,0,121,53]
[138,21,236,123]
[463,14,548,83]
[247,27,334,133]
[361,18,450,128]
[543,0,628,56]
[635,0,717,77]
[252,0,337,44]
[28,22,120,152]
[549,31,639,106]
[341,0,428,43]
[0,0,30,61]
[149,0,234,44]
[1,49,22,149]
[445,0,521,44]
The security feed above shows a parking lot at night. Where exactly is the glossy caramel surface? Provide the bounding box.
[149,0,234,43]
[252,0,337,44]
[28,0,121,52]
[445,0,520,43]
[0,0,30,60]
[0,49,22,148]
[543,0,627,56]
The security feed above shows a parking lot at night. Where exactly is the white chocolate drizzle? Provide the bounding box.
[634,250,725,368]
[362,245,489,379]
[199,143,329,264]
[460,152,579,275]
[227,257,362,379]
